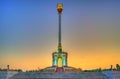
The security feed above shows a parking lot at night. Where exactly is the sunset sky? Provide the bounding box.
[0,0,120,71]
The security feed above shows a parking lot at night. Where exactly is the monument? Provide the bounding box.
[52,4,68,67]
[42,4,80,72]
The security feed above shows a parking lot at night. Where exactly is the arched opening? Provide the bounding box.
[58,58,62,67]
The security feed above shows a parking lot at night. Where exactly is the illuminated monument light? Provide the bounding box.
[43,3,79,72]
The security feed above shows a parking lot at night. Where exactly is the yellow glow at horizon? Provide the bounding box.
[1,47,120,71]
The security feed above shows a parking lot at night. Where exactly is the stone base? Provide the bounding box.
[41,66,81,72]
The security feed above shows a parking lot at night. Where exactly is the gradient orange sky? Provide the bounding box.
[0,0,120,70]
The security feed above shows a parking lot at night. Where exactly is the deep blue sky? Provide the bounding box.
[0,0,120,70]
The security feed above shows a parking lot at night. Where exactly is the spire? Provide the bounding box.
[57,3,63,52]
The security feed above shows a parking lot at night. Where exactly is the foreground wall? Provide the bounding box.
[0,71,120,79]
[0,71,18,79]
[103,71,120,79]
[9,72,108,79]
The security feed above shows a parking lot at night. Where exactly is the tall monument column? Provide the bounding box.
[52,3,67,67]
[57,3,63,52]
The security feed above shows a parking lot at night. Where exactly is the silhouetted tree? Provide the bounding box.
[110,65,113,71]
[98,68,102,72]
[17,69,22,72]
[116,64,120,70]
